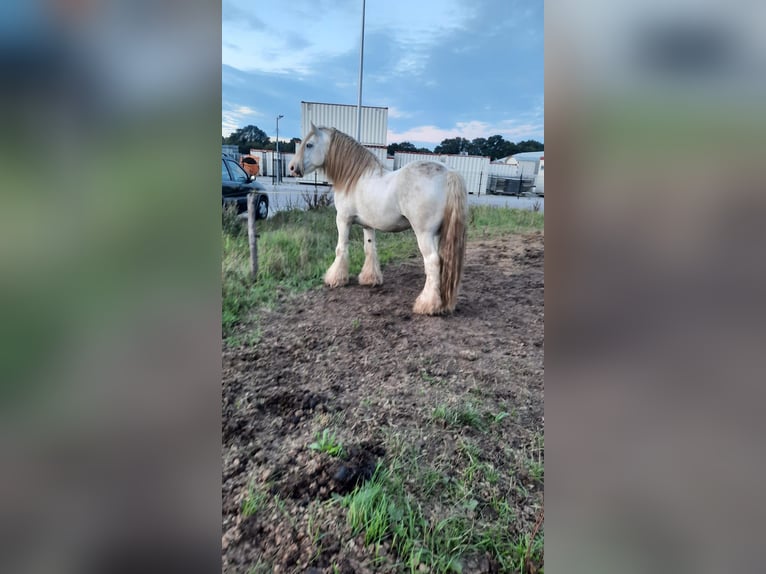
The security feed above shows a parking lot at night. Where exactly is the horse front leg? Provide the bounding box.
[358,227,383,286]
[413,231,443,315]
[324,215,351,288]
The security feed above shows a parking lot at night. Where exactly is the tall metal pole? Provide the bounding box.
[356,0,366,142]
[275,114,283,184]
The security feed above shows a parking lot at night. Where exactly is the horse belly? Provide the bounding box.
[352,178,411,231]
[354,211,410,232]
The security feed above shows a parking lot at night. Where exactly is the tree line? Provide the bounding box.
[223,125,301,154]
[224,125,543,161]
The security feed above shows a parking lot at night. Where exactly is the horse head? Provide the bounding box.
[289,122,329,178]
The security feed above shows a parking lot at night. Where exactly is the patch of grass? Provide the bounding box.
[525,433,545,482]
[226,325,262,348]
[241,483,269,518]
[342,464,466,573]
[468,205,543,239]
[222,204,543,340]
[309,429,344,458]
[341,452,544,573]
[431,403,487,431]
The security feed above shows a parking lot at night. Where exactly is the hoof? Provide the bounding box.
[324,275,349,288]
[324,263,349,288]
[358,270,383,287]
[413,292,443,315]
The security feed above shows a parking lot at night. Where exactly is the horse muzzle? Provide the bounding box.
[288,159,302,177]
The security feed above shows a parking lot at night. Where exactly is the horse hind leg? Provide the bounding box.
[358,228,383,286]
[412,231,443,315]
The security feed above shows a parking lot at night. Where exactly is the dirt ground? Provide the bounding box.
[222,232,544,573]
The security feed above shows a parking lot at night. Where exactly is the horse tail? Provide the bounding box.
[439,170,468,312]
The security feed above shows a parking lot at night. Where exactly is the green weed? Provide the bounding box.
[491,411,510,424]
[309,429,344,458]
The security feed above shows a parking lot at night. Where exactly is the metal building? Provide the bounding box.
[300,101,388,146]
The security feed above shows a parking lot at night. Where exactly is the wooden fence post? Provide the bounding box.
[247,193,258,279]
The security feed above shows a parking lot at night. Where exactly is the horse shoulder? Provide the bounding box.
[333,190,357,218]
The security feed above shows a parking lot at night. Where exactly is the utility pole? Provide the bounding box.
[355,0,366,142]
[275,114,284,184]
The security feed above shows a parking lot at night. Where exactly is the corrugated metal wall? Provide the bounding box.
[301,101,388,146]
[394,152,490,195]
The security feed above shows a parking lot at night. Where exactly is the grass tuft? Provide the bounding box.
[241,483,269,518]
[431,403,487,431]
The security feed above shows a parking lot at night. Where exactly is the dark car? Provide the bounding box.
[222,155,269,219]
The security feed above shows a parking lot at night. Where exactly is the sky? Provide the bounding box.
[222,0,543,149]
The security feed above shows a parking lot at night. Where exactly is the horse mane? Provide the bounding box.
[322,128,383,193]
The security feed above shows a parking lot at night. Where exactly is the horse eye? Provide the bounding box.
[306,143,313,149]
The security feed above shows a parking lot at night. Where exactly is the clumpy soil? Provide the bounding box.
[223,232,544,573]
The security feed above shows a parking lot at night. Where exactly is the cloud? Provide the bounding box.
[387,120,544,145]
[222,0,264,29]
[222,2,359,76]
[387,106,412,119]
[364,0,477,82]
[222,103,263,137]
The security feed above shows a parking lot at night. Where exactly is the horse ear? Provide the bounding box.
[310,121,318,133]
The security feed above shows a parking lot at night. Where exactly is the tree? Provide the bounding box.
[467,137,488,156]
[485,135,515,161]
[515,139,544,153]
[387,141,432,156]
[432,134,542,160]
[223,124,271,153]
[434,137,471,155]
[387,141,417,155]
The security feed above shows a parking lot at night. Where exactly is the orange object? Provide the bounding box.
[240,155,260,177]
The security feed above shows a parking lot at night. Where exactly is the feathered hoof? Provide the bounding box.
[358,269,383,287]
[324,266,349,288]
[413,291,444,315]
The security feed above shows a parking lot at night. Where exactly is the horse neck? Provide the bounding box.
[323,132,379,192]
